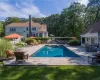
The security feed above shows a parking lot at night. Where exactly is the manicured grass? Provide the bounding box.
[0,66,100,80]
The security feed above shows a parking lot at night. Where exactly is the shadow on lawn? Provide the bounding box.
[0,66,100,80]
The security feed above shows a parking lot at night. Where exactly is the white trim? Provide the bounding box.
[81,33,98,37]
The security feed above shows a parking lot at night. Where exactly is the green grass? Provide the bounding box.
[0,66,100,80]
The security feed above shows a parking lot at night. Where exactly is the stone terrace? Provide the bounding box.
[3,44,91,65]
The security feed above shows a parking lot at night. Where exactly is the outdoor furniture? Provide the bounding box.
[88,56,97,64]
[14,51,28,63]
[85,44,98,52]
[88,52,100,64]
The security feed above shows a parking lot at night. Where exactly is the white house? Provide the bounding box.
[80,21,100,46]
[5,18,48,38]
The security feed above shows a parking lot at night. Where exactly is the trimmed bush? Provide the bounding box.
[35,37,51,44]
[25,38,38,45]
[68,39,80,46]
[35,37,51,40]
[33,39,38,44]
[15,41,25,47]
[25,38,34,44]
[56,37,72,40]
[0,39,13,57]
[37,40,41,44]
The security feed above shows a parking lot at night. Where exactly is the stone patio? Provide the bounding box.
[3,44,91,65]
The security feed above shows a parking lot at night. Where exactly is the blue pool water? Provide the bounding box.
[31,45,80,57]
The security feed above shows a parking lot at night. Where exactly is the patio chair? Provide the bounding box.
[91,45,98,52]
[88,52,100,64]
[6,50,14,58]
[14,51,28,63]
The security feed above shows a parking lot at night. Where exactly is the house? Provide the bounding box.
[5,16,48,38]
[80,21,100,46]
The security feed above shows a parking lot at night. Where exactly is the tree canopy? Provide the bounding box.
[0,22,4,37]
[1,1,100,38]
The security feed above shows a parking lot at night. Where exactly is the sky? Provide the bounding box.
[0,0,89,20]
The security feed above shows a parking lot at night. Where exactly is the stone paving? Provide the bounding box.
[3,44,91,66]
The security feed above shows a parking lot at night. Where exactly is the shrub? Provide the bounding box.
[35,37,51,40]
[56,37,72,40]
[33,39,38,44]
[68,39,80,46]
[0,39,13,57]
[37,40,41,44]
[15,41,25,47]
[25,38,34,44]
[25,38,38,45]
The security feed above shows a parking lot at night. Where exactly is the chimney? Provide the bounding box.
[29,15,32,37]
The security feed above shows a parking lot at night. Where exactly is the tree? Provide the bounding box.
[59,2,85,37]
[86,0,100,23]
[5,17,20,25]
[0,22,4,37]
[32,17,44,23]
[43,14,60,36]
[19,18,28,22]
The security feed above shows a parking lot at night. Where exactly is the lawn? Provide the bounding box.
[0,64,100,80]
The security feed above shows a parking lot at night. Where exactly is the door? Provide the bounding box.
[82,37,85,44]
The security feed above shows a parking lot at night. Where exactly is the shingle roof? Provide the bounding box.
[6,21,47,32]
[83,21,100,34]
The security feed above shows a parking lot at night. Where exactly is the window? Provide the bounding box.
[39,33,42,37]
[14,28,16,31]
[10,28,16,32]
[32,27,36,31]
[26,27,28,31]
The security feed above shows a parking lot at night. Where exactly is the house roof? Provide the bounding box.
[6,21,46,27]
[83,21,100,34]
[6,21,47,32]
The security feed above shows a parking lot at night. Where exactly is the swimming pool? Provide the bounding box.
[31,45,80,57]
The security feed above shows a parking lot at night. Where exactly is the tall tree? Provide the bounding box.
[87,0,100,23]
[43,14,60,36]
[60,2,85,37]
[19,18,28,22]
[5,17,20,25]
[32,17,44,23]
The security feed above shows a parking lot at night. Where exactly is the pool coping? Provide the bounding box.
[31,44,80,58]
[3,44,90,66]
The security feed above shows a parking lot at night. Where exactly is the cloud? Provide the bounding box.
[0,0,46,20]
[77,0,89,5]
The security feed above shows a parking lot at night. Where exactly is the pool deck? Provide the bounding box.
[3,44,91,66]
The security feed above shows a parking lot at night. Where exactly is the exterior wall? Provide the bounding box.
[98,32,100,44]
[85,37,97,44]
[5,27,29,38]
[5,26,48,38]
[44,32,48,37]
[91,37,98,44]
[85,37,91,44]
[81,33,99,46]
